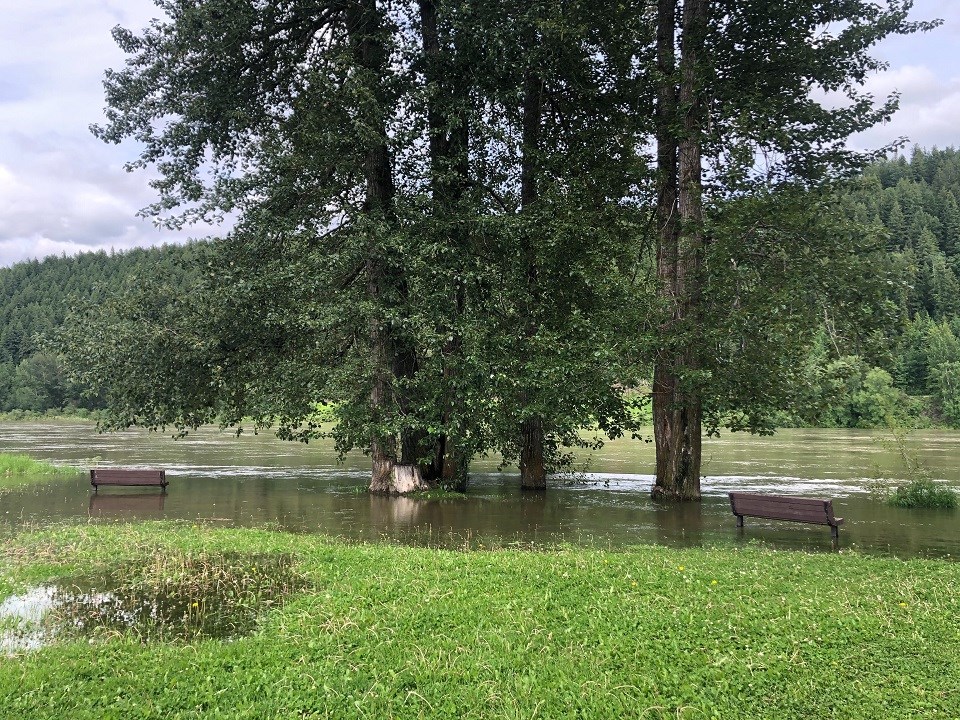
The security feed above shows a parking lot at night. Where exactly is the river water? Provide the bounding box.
[0,422,957,558]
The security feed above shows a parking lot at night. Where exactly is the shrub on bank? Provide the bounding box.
[889,478,958,509]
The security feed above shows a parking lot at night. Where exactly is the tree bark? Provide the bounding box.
[419,0,469,490]
[519,58,547,492]
[348,0,430,495]
[519,415,547,491]
[652,0,707,501]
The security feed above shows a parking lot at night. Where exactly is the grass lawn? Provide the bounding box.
[1,521,958,719]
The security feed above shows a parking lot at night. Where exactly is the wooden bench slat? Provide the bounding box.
[729,492,842,540]
[733,507,833,521]
[732,499,830,512]
[90,469,168,491]
[733,508,833,525]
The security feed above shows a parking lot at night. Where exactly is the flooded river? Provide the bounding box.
[0,422,957,558]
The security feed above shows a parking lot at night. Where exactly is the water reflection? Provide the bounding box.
[653,501,704,546]
[89,492,166,517]
[0,423,957,559]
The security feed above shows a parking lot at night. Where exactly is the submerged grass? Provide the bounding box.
[19,552,311,645]
[1,521,959,719]
[0,452,82,490]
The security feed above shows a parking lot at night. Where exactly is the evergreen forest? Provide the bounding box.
[3,147,960,428]
[0,244,201,414]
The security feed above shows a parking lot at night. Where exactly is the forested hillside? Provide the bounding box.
[2,148,960,428]
[790,146,960,428]
[0,243,202,414]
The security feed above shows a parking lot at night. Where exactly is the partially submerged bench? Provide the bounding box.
[729,492,843,541]
[90,468,168,493]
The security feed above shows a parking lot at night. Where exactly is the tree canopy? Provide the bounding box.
[49,0,945,497]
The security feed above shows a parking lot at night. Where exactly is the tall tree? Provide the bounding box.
[647,0,937,500]
[413,0,474,488]
[474,0,649,490]
[652,0,708,500]
[87,0,441,493]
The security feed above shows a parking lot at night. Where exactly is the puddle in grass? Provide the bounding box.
[0,552,308,653]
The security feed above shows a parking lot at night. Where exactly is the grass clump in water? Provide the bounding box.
[888,477,958,509]
[0,453,71,477]
[871,427,959,509]
[1,548,310,651]
[0,453,81,490]
[47,551,310,642]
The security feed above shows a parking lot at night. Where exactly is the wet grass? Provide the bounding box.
[1,521,959,719]
[32,552,307,645]
[0,452,82,491]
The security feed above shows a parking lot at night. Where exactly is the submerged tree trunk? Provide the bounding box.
[651,0,707,501]
[419,0,470,490]
[519,415,546,491]
[519,59,547,492]
[349,0,430,495]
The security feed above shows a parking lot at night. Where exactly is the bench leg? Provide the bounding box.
[831,525,839,542]
[735,515,744,529]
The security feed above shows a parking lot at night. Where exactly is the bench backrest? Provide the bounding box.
[90,469,167,486]
[729,492,838,526]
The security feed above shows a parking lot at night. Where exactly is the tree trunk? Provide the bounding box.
[519,415,547,491]
[348,0,431,495]
[652,0,707,501]
[419,0,470,490]
[519,58,547,492]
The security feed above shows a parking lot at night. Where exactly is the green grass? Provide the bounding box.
[1,521,958,719]
[0,452,82,490]
[409,488,469,500]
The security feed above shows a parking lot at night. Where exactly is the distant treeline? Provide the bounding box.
[0,243,202,415]
[2,147,960,428]
[783,146,960,429]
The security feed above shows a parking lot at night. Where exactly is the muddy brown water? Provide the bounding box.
[1,422,958,558]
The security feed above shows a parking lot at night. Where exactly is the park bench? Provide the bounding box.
[729,492,843,541]
[90,468,168,493]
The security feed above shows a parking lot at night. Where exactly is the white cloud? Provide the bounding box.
[0,1,211,268]
[1,0,959,267]
[862,65,943,105]
[846,64,960,152]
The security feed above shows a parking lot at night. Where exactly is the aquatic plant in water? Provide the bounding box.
[0,551,310,651]
[871,427,958,509]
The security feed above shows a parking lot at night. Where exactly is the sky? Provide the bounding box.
[1,1,960,268]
